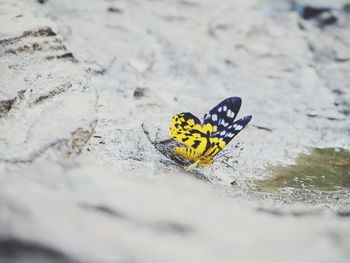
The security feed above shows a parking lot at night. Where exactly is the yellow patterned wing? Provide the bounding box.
[169,112,216,164]
[203,137,227,159]
[173,138,226,167]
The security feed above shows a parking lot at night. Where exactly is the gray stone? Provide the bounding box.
[0,0,350,262]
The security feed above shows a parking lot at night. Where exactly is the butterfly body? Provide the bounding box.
[169,97,252,168]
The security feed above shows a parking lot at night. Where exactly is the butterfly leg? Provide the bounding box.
[186,159,201,171]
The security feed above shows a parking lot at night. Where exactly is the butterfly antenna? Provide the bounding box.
[216,150,231,160]
[219,160,235,169]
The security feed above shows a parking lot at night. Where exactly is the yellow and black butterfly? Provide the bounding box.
[170,97,252,169]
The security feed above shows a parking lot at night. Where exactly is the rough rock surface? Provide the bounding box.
[0,0,350,262]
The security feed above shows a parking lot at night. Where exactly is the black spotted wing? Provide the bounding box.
[212,115,252,145]
[203,97,242,132]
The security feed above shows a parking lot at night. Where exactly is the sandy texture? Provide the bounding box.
[0,0,350,262]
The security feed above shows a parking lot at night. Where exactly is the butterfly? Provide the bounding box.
[169,97,252,169]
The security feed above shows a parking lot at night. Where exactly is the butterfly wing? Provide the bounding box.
[170,112,209,156]
[170,98,252,165]
[203,97,242,132]
[202,136,227,159]
[207,115,252,157]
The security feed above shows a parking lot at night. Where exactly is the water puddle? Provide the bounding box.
[255,148,350,192]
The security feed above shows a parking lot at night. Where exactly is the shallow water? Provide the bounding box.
[255,148,350,192]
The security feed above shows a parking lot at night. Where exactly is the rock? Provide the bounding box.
[127,58,151,73]
[0,1,97,162]
[0,0,350,262]
[0,160,349,263]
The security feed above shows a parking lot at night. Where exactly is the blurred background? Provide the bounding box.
[0,0,349,263]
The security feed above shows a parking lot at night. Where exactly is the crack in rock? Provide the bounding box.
[80,202,193,236]
[0,27,56,46]
[0,90,26,117]
[0,120,97,164]
[32,82,73,105]
[0,26,76,64]
[79,203,127,219]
